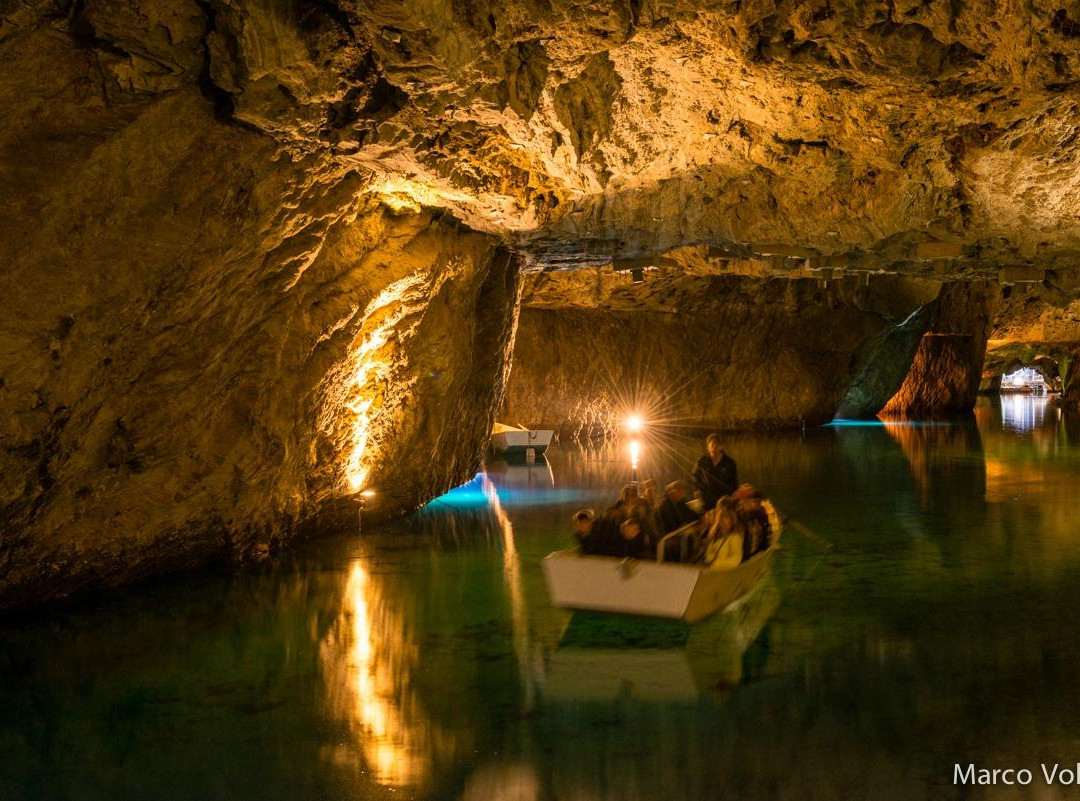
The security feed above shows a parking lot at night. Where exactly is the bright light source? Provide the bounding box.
[360,489,376,498]
[625,414,644,433]
[343,274,424,494]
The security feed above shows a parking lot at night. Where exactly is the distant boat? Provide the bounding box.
[490,422,554,456]
[542,504,782,624]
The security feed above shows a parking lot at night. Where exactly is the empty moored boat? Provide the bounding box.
[491,422,554,456]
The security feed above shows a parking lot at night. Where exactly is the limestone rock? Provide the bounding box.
[7,0,1080,608]
[881,281,999,416]
[880,334,986,417]
[0,26,518,608]
[835,304,933,419]
[502,269,938,432]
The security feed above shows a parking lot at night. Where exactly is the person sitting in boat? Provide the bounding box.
[641,478,661,509]
[630,496,663,555]
[692,434,738,510]
[658,480,701,533]
[610,484,661,547]
[572,508,621,555]
[616,514,653,559]
[733,485,772,557]
[571,507,651,558]
[702,496,747,566]
[571,509,595,547]
[654,480,703,563]
[615,482,640,512]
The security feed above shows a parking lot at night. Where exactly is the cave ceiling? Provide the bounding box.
[10,0,1080,282]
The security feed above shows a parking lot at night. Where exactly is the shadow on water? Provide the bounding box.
[3,397,1080,799]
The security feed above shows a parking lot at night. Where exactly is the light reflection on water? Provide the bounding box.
[3,397,1080,800]
[998,392,1050,432]
[324,563,434,787]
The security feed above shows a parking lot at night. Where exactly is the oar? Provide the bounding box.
[783,516,834,552]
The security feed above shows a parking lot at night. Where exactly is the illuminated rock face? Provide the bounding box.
[4,0,1080,606]
[9,0,1080,270]
[502,269,942,432]
[0,27,518,607]
[881,282,999,416]
[187,0,1080,273]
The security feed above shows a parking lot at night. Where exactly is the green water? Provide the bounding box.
[3,396,1080,801]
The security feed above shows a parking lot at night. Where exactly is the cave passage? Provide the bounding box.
[5,2,1080,798]
[1001,367,1049,394]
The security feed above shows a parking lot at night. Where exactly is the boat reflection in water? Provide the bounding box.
[542,576,782,703]
[317,434,801,799]
[484,455,555,491]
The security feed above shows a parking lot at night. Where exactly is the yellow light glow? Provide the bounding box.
[625,413,644,433]
[344,275,423,493]
[339,563,429,787]
[629,439,641,471]
[367,178,474,215]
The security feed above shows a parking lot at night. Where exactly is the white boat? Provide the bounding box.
[542,504,781,624]
[490,422,554,456]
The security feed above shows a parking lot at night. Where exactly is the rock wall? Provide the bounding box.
[834,304,933,419]
[881,281,999,416]
[7,0,1080,610]
[8,0,1080,274]
[501,270,938,433]
[0,25,519,609]
[983,279,1080,402]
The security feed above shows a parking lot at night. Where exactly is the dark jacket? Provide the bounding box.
[580,512,653,559]
[692,453,738,509]
[609,529,651,559]
[658,497,701,533]
[578,515,622,555]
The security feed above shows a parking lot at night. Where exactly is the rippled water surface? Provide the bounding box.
[3,397,1080,801]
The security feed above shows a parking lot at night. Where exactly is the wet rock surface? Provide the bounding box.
[982,278,1080,402]
[5,1,1080,605]
[502,268,940,432]
[0,16,518,607]
[881,281,999,416]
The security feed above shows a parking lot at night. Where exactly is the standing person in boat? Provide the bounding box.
[692,433,738,509]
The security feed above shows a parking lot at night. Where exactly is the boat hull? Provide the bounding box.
[684,550,774,623]
[542,548,776,623]
[491,429,554,455]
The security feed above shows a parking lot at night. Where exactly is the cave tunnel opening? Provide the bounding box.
[1000,366,1049,395]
